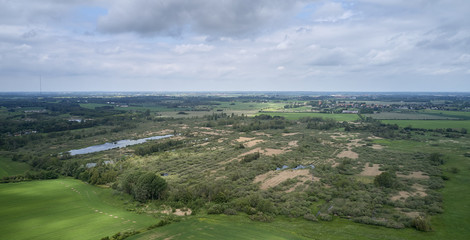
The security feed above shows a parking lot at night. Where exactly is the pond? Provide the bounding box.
[69,134,173,156]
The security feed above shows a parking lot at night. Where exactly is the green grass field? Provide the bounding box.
[364,112,457,120]
[0,178,158,240]
[129,214,429,240]
[0,156,30,178]
[258,112,360,121]
[382,120,470,130]
[419,110,470,120]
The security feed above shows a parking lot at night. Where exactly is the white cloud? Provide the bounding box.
[0,0,469,91]
[173,44,214,54]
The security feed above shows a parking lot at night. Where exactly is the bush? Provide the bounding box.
[318,213,333,221]
[374,172,397,188]
[207,204,225,214]
[429,153,444,166]
[242,152,260,163]
[303,213,318,222]
[412,216,433,232]
[249,212,274,222]
[224,208,238,215]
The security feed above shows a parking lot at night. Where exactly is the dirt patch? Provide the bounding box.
[391,191,412,201]
[391,184,427,201]
[237,147,288,159]
[244,139,264,148]
[254,132,271,137]
[371,144,384,150]
[348,139,364,148]
[200,131,222,136]
[174,208,192,216]
[264,148,288,156]
[238,147,263,158]
[337,150,359,159]
[286,182,304,193]
[397,171,429,179]
[282,132,299,136]
[412,183,427,197]
[360,163,382,176]
[254,169,319,190]
[236,137,255,142]
[161,208,192,216]
[336,138,362,159]
[217,138,227,143]
[288,141,298,147]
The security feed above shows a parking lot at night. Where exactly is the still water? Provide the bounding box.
[69,134,173,155]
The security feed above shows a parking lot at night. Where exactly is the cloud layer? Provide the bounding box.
[0,0,469,92]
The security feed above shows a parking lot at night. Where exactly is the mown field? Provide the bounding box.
[129,215,429,240]
[0,156,30,178]
[382,120,470,130]
[0,178,158,240]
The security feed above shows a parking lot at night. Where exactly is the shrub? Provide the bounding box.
[429,153,444,166]
[249,212,274,222]
[374,172,397,188]
[318,213,333,221]
[412,216,433,232]
[303,213,318,222]
[242,152,260,163]
[224,208,238,215]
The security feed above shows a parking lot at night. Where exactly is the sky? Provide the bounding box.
[0,0,469,92]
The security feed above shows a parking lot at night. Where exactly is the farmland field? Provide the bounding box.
[0,178,157,240]
[381,120,470,130]
[364,112,458,120]
[258,112,360,121]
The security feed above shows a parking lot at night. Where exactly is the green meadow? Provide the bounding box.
[382,120,470,130]
[0,156,30,178]
[0,178,158,240]
[129,215,429,240]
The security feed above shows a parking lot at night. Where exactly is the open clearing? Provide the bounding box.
[254,169,318,190]
[0,178,157,240]
[360,163,382,176]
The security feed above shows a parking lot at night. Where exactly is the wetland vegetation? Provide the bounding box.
[1,92,469,240]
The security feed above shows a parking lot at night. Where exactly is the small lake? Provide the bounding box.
[69,134,173,155]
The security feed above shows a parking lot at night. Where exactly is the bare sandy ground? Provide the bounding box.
[161,208,192,216]
[391,184,427,201]
[282,132,300,136]
[235,137,255,142]
[359,163,382,176]
[337,150,359,159]
[244,139,264,148]
[397,171,429,179]
[254,169,319,190]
